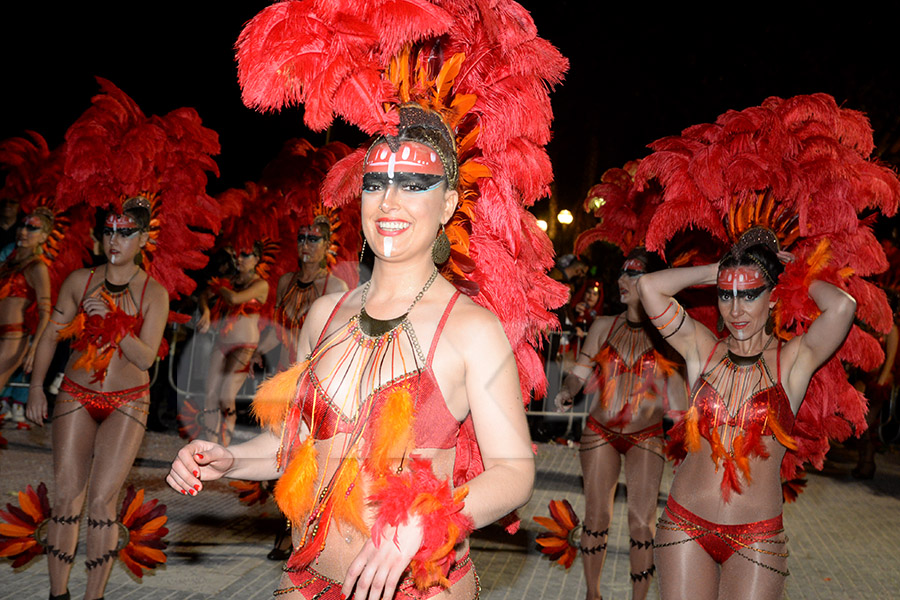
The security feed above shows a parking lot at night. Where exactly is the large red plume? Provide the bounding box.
[634,93,900,478]
[56,77,222,300]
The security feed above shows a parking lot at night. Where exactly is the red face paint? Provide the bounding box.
[717,266,767,293]
[364,141,444,178]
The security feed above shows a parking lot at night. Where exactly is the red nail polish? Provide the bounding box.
[190,489,196,496]
[196,454,204,459]
[193,470,199,477]
[181,489,186,495]
[194,484,201,491]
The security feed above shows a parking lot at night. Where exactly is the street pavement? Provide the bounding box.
[2,419,898,600]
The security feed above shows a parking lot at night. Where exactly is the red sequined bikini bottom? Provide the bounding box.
[59,375,150,422]
[585,416,663,455]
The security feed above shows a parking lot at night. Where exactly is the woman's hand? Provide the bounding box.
[25,386,48,425]
[776,250,796,264]
[23,342,37,373]
[166,440,234,496]
[341,516,423,600]
[81,296,110,319]
[554,389,574,412]
[196,309,211,334]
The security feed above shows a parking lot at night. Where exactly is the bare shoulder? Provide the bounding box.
[143,274,170,305]
[444,294,512,353]
[62,267,94,294]
[307,287,355,327]
[325,275,349,294]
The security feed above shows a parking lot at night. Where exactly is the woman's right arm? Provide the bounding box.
[25,271,82,425]
[636,264,718,370]
[166,429,289,495]
[554,316,612,411]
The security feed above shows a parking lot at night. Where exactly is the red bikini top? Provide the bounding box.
[0,269,34,301]
[593,316,660,379]
[690,340,794,438]
[302,290,463,449]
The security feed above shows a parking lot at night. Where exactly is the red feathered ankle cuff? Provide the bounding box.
[369,457,474,591]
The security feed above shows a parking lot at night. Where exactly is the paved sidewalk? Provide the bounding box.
[2,420,898,599]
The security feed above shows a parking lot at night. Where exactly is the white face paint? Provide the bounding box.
[383,236,393,257]
[110,253,117,264]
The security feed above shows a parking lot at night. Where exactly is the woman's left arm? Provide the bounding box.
[219,279,268,305]
[22,261,51,372]
[787,280,857,402]
[117,280,169,370]
[459,312,535,526]
[877,324,899,386]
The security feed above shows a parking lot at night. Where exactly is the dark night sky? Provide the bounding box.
[3,2,899,253]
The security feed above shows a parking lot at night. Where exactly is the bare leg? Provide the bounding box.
[83,403,148,600]
[202,347,227,443]
[579,429,622,600]
[48,398,99,596]
[716,538,788,600]
[654,520,719,600]
[217,346,255,447]
[623,441,665,600]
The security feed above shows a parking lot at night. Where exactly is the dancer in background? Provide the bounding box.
[26,78,220,600]
[555,161,684,600]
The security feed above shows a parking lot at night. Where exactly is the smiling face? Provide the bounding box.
[716,265,774,340]
[361,141,457,262]
[102,213,147,265]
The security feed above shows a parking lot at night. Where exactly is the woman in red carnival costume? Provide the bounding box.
[167,1,568,598]
[633,94,900,599]
[26,78,221,600]
[0,132,91,426]
[555,163,685,600]
[197,182,282,447]
[570,279,603,340]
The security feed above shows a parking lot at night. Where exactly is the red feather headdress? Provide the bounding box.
[56,77,222,300]
[574,160,663,258]
[237,0,569,414]
[259,138,361,288]
[0,131,93,297]
[634,93,900,478]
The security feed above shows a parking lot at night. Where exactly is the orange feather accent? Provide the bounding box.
[684,406,701,453]
[804,239,832,285]
[274,436,318,524]
[767,405,798,450]
[251,360,308,432]
[331,455,369,536]
[56,311,85,340]
[732,435,752,482]
[366,385,414,475]
[709,428,727,469]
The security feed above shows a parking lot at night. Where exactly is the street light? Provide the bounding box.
[536,219,548,231]
[557,209,573,225]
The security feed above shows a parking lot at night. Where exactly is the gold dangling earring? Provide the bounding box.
[134,250,144,266]
[717,315,724,333]
[432,224,450,265]
[359,238,367,263]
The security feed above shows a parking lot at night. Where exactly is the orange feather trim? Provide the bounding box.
[56,311,85,341]
[708,428,727,469]
[767,405,798,450]
[274,436,318,525]
[732,435,752,483]
[331,455,369,536]
[251,360,308,433]
[365,384,414,476]
[684,406,701,453]
[803,239,832,286]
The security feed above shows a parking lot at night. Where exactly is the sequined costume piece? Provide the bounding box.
[584,416,663,456]
[206,276,265,336]
[667,341,796,500]
[56,269,164,384]
[57,375,150,423]
[656,496,788,575]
